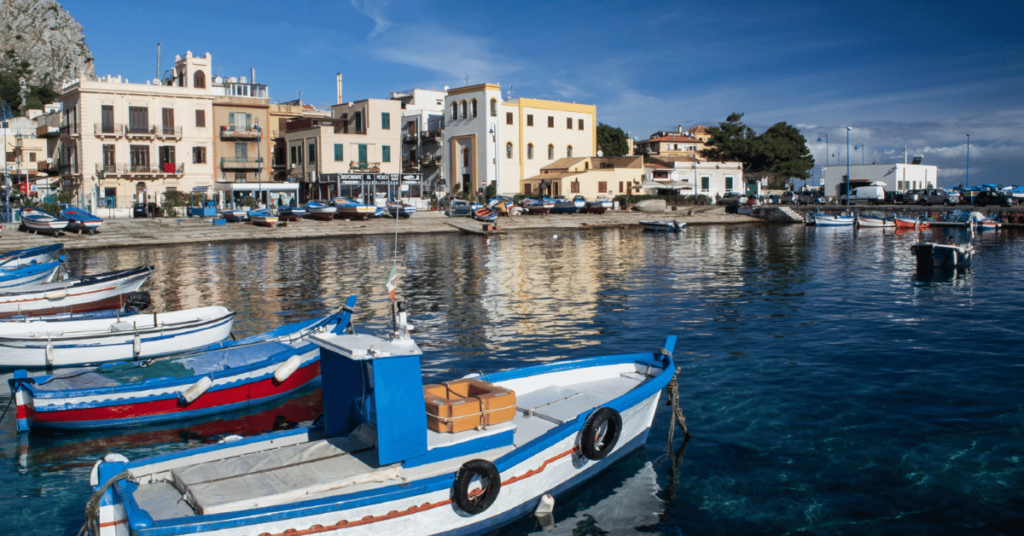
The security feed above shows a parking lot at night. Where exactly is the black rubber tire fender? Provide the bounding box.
[452,459,501,515]
[580,407,622,460]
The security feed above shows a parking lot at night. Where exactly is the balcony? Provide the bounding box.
[124,125,182,139]
[402,134,418,144]
[126,125,155,138]
[220,127,260,140]
[220,157,264,170]
[59,123,80,136]
[349,161,380,173]
[96,162,185,177]
[37,125,60,137]
[421,129,442,141]
[94,123,125,137]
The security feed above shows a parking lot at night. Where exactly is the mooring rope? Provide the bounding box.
[77,470,136,536]
[0,396,13,425]
[665,366,691,450]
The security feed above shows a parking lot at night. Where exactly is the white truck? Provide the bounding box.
[845,185,885,205]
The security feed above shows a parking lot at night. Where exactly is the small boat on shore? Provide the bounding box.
[19,207,69,235]
[583,196,612,214]
[80,301,676,536]
[386,200,417,218]
[472,206,497,222]
[0,244,64,270]
[305,200,338,221]
[550,197,581,214]
[894,215,930,229]
[221,209,249,222]
[9,297,358,432]
[0,305,235,369]
[523,197,555,214]
[811,213,855,226]
[249,209,279,227]
[0,261,62,290]
[332,197,375,220]
[0,266,152,319]
[856,215,894,228]
[60,205,104,234]
[277,206,307,221]
[640,220,685,233]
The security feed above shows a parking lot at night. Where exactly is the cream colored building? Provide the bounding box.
[269,100,330,183]
[284,98,402,200]
[443,83,596,197]
[521,156,644,200]
[58,51,215,211]
[211,74,279,207]
[635,126,706,159]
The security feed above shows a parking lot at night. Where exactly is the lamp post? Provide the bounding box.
[817,133,828,193]
[854,144,865,165]
[254,119,262,208]
[845,127,851,206]
[965,133,970,188]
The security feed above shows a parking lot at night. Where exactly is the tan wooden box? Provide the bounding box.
[424,379,517,433]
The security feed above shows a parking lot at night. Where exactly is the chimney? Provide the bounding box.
[156,43,161,81]
[336,73,343,104]
[678,125,683,134]
[251,67,255,84]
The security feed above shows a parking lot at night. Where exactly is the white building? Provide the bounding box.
[641,156,747,199]
[822,163,938,197]
[391,88,446,193]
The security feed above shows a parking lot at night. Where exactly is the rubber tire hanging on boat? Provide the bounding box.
[580,407,622,460]
[452,459,501,515]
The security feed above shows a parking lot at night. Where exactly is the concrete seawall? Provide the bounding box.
[1,207,762,252]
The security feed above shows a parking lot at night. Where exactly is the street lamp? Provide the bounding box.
[845,127,851,206]
[965,133,970,188]
[854,144,865,165]
[817,133,828,192]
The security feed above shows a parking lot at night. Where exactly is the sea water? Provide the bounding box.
[1,224,1021,535]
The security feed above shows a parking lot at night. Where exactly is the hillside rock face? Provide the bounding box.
[0,0,95,90]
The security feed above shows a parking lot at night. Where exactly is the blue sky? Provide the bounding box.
[61,0,1023,187]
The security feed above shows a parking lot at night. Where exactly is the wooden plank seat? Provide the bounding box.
[424,379,517,433]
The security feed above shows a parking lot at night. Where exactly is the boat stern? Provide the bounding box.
[9,370,36,432]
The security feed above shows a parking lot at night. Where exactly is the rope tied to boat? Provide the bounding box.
[77,470,136,536]
[665,366,691,449]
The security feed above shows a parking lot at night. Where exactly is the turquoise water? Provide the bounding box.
[1,224,1021,534]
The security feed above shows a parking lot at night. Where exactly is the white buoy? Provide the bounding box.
[179,376,212,404]
[535,493,554,515]
[552,234,558,239]
[273,354,302,382]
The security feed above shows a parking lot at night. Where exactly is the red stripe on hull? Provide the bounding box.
[0,292,139,319]
[33,362,321,425]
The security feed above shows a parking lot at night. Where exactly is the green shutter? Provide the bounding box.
[245,114,252,130]
[334,144,344,162]
[382,112,390,130]
[358,144,367,164]
[382,145,391,162]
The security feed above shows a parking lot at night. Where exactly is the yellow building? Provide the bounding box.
[211,74,278,207]
[521,156,644,199]
[58,51,215,211]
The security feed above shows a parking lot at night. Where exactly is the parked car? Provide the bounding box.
[718,192,748,205]
[444,199,473,217]
[798,192,827,205]
[916,188,960,206]
[884,190,904,204]
[132,202,156,218]
[845,185,885,205]
[903,190,922,204]
[973,190,1015,207]
[781,191,796,204]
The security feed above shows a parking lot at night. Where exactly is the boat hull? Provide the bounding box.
[911,242,973,272]
[0,244,63,269]
[640,220,684,233]
[222,211,249,222]
[856,216,893,228]
[0,262,61,290]
[336,206,375,220]
[0,267,151,319]
[811,213,855,226]
[894,216,929,229]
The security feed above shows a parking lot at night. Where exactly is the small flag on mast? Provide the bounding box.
[385,265,398,301]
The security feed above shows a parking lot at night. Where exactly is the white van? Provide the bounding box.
[846,185,885,205]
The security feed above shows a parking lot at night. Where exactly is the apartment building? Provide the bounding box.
[639,159,745,199]
[634,126,706,159]
[443,83,596,196]
[58,51,215,210]
[269,100,330,183]
[521,156,643,200]
[391,88,446,193]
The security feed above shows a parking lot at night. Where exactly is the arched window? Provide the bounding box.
[460,100,467,119]
[490,98,497,117]
[506,142,513,159]
[567,145,573,157]
[527,143,534,160]
[193,70,206,89]
[470,99,478,118]
[462,147,470,167]
[451,102,458,121]
[547,144,554,160]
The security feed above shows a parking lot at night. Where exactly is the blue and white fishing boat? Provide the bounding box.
[523,197,556,214]
[472,206,497,222]
[10,297,357,432]
[80,302,676,536]
[19,206,69,234]
[305,200,338,220]
[60,205,104,234]
[277,206,307,220]
[550,197,580,214]
[221,209,249,222]
[640,220,685,233]
[249,209,279,227]
[331,197,376,220]
[0,265,151,319]
[386,199,417,218]
[0,261,62,290]
[583,196,612,214]
[811,213,855,226]
[0,243,64,269]
[0,305,234,369]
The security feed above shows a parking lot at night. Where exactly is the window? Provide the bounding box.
[567,145,573,157]
[334,144,344,162]
[128,106,148,134]
[195,109,206,128]
[101,105,114,133]
[598,181,607,192]
[103,188,116,207]
[547,116,554,128]
[130,145,149,171]
[297,145,303,164]
[192,146,206,164]
[525,183,531,195]
[547,144,554,160]
[506,142,513,159]
[308,143,316,163]
[158,146,176,169]
[354,112,362,132]
[358,144,367,164]
[527,143,534,159]
[382,112,390,130]
[567,118,572,129]
[470,99,477,118]
[506,112,513,125]
[527,114,533,127]
[162,108,175,135]
[235,143,248,161]
[234,172,247,181]
[578,119,584,130]
[490,99,497,117]
[451,102,458,121]
[193,70,206,89]
[619,181,624,193]
[228,112,251,131]
[460,100,467,119]
[462,148,470,167]
[290,146,297,166]
[571,181,579,193]
[102,145,115,171]
[725,176,734,190]
[701,176,710,192]
[382,145,391,163]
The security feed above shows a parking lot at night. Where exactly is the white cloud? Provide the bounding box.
[350,0,392,38]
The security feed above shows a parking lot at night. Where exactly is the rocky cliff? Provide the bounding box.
[0,0,94,90]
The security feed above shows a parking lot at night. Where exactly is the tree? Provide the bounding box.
[753,122,815,186]
[700,113,758,163]
[596,123,629,157]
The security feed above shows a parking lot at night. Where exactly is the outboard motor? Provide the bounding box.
[122,291,152,314]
